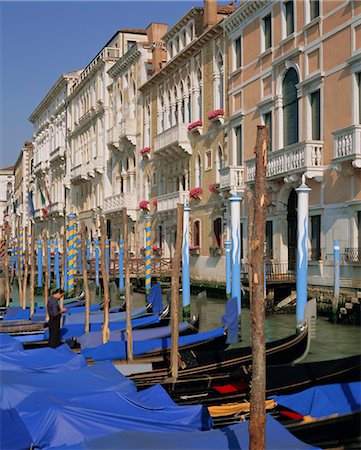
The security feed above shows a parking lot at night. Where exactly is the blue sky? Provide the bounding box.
[0,0,218,168]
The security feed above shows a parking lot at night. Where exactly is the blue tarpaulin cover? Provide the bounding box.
[49,414,319,450]
[221,297,239,344]
[63,306,147,325]
[0,360,135,409]
[0,408,33,450]
[2,307,30,321]
[16,384,212,448]
[81,327,225,361]
[273,382,361,417]
[77,321,190,348]
[0,334,23,352]
[0,343,86,373]
[146,283,163,314]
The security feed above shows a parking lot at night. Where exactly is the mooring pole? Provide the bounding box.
[100,217,110,344]
[119,236,124,293]
[145,214,152,297]
[249,125,268,450]
[170,204,184,379]
[332,239,340,322]
[182,203,191,320]
[67,213,77,294]
[29,223,35,317]
[94,237,100,287]
[230,195,241,316]
[22,226,29,309]
[80,222,90,333]
[18,226,24,308]
[43,230,49,319]
[123,209,133,360]
[4,221,10,307]
[225,240,231,299]
[54,238,60,289]
[296,175,311,329]
[106,238,110,278]
[47,237,51,288]
[37,238,43,288]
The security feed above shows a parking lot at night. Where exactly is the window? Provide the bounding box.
[311,215,321,260]
[283,68,299,146]
[310,0,319,21]
[235,37,242,68]
[285,1,294,36]
[213,218,223,248]
[263,111,273,151]
[193,220,200,247]
[311,90,321,140]
[235,125,242,165]
[106,220,112,239]
[205,150,212,170]
[263,14,272,50]
[215,146,223,183]
[265,221,273,259]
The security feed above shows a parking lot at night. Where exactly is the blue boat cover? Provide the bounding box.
[49,414,319,450]
[147,283,163,314]
[0,408,33,450]
[0,334,23,352]
[17,384,212,449]
[77,321,190,348]
[2,307,30,321]
[63,306,148,325]
[221,297,239,344]
[0,343,86,373]
[12,333,47,343]
[81,327,225,361]
[65,304,100,314]
[273,382,361,417]
[0,360,135,409]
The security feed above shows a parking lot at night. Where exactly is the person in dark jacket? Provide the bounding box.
[47,288,67,348]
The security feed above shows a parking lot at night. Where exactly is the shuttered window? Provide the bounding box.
[285,1,294,35]
[283,68,299,146]
[311,90,321,140]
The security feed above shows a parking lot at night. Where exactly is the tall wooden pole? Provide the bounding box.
[249,125,268,450]
[123,209,133,360]
[17,225,23,308]
[100,216,110,344]
[43,230,49,319]
[4,221,10,307]
[29,223,35,316]
[80,222,90,333]
[22,226,29,309]
[170,204,184,379]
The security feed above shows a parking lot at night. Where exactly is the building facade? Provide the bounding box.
[0,166,14,238]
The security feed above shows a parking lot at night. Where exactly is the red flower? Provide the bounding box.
[139,200,149,210]
[208,109,224,120]
[208,182,220,193]
[153,198,158,207]
[140,147,151,156]
[188,120,203,131]
[189,187,203,199]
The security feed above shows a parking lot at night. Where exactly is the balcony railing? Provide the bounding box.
[154,123,191,156]
[103,192,137,214]
[345,248,361,263]
[219,166,245,194]
[332,125,361,168]
[33,160,49,174]
[49,146,65,162]
[246,140,324,182]
[119,119,136,146]
[157,191,189,213]
[48,201,65,215]
[106,128,119,148]
[71,164,87,183]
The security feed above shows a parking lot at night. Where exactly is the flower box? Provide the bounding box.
[152,245,161,257]
[190,246,200,256]
[208,109,224,124]
[188,120,203,134]
[139,200,150,210]
[189,187,203,200]
[152,198,158,207]
[208,182,220,194]
[140,147,151,159]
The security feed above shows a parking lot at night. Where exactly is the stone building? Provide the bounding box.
[0,166,14,238]
[223,0,361,288]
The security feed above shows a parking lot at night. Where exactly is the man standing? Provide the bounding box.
[47,288,67,348]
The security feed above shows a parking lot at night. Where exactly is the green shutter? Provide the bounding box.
[283,69,299,146]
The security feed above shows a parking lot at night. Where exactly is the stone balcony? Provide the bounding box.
[49,146,65,163]
[106,128,119,149]
[33,160,49,175]
[48,201,65,216]
[246,140,324,183]
[332,125,361,169]
[119,119,136,147]
[103,191,137,218]
[70,164,88,184]
[34,208,43,219]
[154,123,191,158]
[219,166,245,195]
[157,191,189,213]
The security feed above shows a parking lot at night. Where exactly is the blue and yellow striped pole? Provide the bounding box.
[145,214,152,296]
[67,213,77,293]
[47,238,51,288]
[119,236,124,291]
[37,239,43,287]
[54,238,60,289]
[95,238,100,287]
[19,226,24,276]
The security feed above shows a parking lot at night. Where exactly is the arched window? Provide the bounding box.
[193,220,200,247]
[174,86,178,124]
[195,154,202,187]
[187,77,192,122]
[283,68,299,147]
[168,92,172,128]
[180,84,185,123]
[213,218,223,248]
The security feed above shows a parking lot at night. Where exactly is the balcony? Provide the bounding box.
[103,192,137,220]
[332,125,361,169]
[34,208,43,219]
[119,119,136,147]
[71,164,88,184]
[90,156,104,175]
[48,201,65,216]
[157,191,189,213]
[106,128,119,149]
[33,160,49,175]
[345,248,361,264]
[154,123,191,158]
[246,140,324,183]
[219,166,245,195]
[49,146,65,163]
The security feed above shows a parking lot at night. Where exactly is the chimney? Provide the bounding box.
[203,0,218,30]
[146,23,168,75]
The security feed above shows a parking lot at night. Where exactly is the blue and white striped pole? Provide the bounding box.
[230,195,241,316]
[333,239,340,318]
[95,238,100,287]
[47,238,51,288]
[106,238,110,279]
[225,240,231,299]
[296,175,311,328]
[145,215,152,296]
[182,204,191,319]
[119,237,124,292]
[54,239,60,289]
[37,239,42,287]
